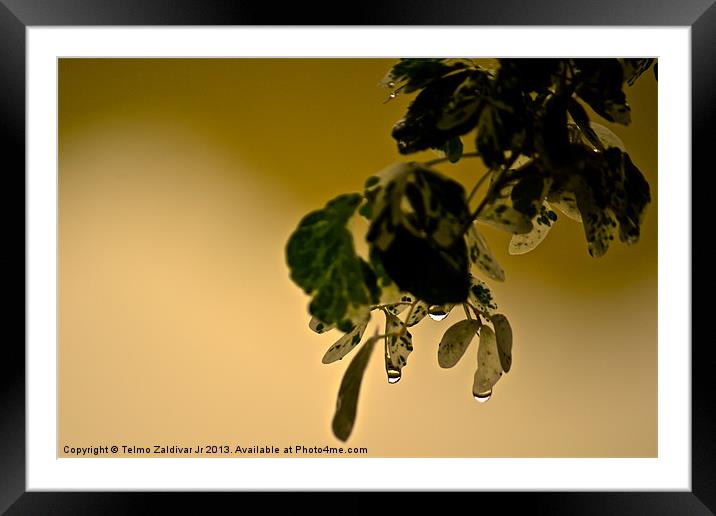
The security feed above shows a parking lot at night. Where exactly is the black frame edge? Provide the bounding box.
[0,0,25,515]
[3,0,712,514]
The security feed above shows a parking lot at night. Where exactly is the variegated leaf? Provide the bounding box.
[322,319,370,364]
[473,325,503,400]
[508,202,558,255]
[468,276,497,314]
[406,301,429,326]
[491,314,513,373]
[438,319,481,368]
[546,188,582,222]
[384,312,413,383]
[309,317,335,335]
[384,294,416,316]
[466,223,505,281]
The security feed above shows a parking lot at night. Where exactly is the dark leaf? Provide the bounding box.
[621,58,655,86]
[574,59,631,125]
[567,97,602,151]
[436,136,464,163]
[367,163,472,305]
[381,58,471,94]
[498,58,563,93]
[491,314,513,373]
[392,69,485,154]
[332,334,381,441]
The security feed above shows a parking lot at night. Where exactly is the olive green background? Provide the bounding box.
[58,59,657,457]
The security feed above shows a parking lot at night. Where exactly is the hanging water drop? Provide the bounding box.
[388,91,397,99]
[387,81,396,88]
[387,368,401,384]
[473,390,492,403]
[428,305,449,321]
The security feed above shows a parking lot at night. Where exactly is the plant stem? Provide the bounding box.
[401,299,419,333]
[467,168,495,204]
[423,151,481,167]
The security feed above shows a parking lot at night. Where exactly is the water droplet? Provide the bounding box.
[388,91,397,99]
[387,368,401,384]
[428,306,449,321]
[473,390,492,403]
[387,81,396,88]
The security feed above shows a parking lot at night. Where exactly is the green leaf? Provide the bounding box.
[367,163,471,305]
[309,317,335,335]
[332,334,381,442]
[384,312,413,383]
[322,318,370,364]
[473,325,503,399]
[468,276,497,314]
[466,222,505,281]
[491,314,513,373]
[286,193,373,327]
[438,319,481,368]
[508,202,557,255]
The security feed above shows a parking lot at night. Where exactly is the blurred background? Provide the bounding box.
[58,59,657,457]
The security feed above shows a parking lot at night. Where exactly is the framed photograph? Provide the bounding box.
[4,1,710,513]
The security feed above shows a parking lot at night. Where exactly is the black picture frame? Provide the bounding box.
[2,1,710,513]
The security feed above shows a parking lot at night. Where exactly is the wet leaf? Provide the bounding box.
[491,314,513,373]
[466,223,505,281]
[332,334,381,442]
[322,318,370,364]
[438,319,481,368]
[384,312,413,383]
[473,325,503,398]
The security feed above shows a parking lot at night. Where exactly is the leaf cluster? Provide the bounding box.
[285,58,655,441]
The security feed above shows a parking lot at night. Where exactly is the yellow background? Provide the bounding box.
[59,59,657,457]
